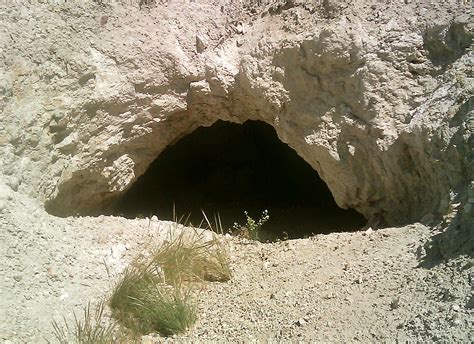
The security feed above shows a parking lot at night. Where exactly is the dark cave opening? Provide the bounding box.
[115,120,366,241]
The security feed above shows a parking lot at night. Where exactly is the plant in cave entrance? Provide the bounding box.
[232,209,270,241]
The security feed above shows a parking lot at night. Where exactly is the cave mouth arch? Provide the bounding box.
[115,120,366,241]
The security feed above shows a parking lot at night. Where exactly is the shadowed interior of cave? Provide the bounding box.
[115,120,366,241]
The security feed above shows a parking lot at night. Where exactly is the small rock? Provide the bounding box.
[196,33,208,53]
[390,297,400,310]
[450,314,462,326]
[111,243,127,259]
[465,294,474,309]
[441,288,456,301]
[295,318,307,327]
[13,275,22,282]
[235,21,245,34]
[100,15,108,26]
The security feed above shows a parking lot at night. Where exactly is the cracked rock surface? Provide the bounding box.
[0,0,472,342]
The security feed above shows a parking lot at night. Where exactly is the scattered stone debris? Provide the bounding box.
[0,0,472,342]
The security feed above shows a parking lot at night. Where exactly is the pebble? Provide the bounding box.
[295,318,307,327]
[59,292,69,301]
[450,314,462,326]
[390,297,400,310]
[110,243,127,259]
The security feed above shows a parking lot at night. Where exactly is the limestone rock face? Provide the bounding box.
[0,1,472,226]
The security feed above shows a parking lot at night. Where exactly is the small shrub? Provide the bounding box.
[110,266,197,336]
[50,300,116,344]
[233,209,270,241]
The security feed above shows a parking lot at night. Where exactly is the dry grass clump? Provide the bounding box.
[50,300,117,344]
[110,266,197,336]
[110,224,230,337]
[51,216,232,340]
[150,230,231,284]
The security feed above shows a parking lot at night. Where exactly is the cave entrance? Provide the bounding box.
[115,120,366,241]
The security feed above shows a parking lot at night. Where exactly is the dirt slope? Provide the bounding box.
[0,183,472,342]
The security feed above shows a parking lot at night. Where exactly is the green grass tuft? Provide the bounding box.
[110,265,197,336]
[110,215,231,338]
[50,300,116,344]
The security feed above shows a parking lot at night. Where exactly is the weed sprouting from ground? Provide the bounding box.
[233,209,270,241]
[50,300,117,344]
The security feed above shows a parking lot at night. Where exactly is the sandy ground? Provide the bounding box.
[0,183,472,343]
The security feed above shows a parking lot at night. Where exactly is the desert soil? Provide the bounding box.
[1,183,472,343]
[0,0,472,342]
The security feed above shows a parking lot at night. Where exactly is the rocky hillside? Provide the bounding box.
[0,0,472,342]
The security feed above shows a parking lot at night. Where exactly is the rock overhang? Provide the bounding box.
[0,1,469,230]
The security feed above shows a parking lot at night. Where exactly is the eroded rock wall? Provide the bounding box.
[0,0,472,226]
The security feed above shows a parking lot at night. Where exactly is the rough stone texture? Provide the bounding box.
[0,1,472,228]
[1,185,472,342]
[0,1,473,342]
